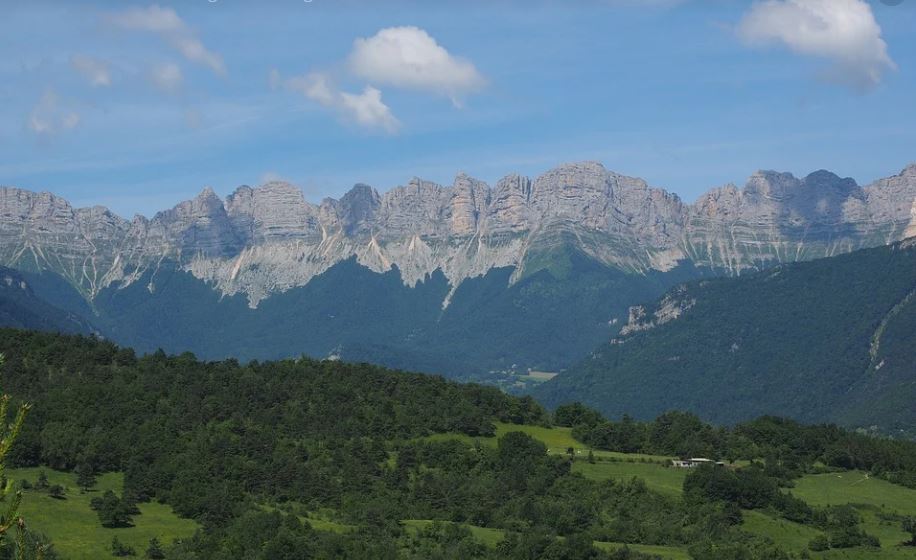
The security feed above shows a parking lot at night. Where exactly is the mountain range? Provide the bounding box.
[2,161,915,381]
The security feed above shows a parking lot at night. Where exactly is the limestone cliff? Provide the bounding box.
[2,161,915,307]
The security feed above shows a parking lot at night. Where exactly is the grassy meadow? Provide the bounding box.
[7,467,198,560]
[572,461,688,497]
[741,471,916,559]
[402,519,505,547]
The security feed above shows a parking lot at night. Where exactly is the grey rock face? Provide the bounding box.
[2,161,915,306]
[684,166,916,271]
[226,182,322,243]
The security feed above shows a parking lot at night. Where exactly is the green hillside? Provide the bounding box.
[4,330,916,558]
[0,267,93,335]
[536,241,916,432]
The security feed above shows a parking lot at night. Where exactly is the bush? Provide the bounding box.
[145,537,165,559]
[903,517,916,546]
[112,536,136,557]
[808,535,829,552]
[92,490,135,528]
[48,484,66,499]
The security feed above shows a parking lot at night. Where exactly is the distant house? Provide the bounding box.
[671,458,725,468]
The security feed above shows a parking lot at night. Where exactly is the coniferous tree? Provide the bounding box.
[33,473,48,492]
[144,538,165,559]
[46,486,65,501]
[110,536,135,557]
[74,465,96,493]
[91,491,134,528]
[903,517,916,546]
[0,353,33,558]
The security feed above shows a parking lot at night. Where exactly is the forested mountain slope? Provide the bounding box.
[536,240,916,433]
[0,267,93,335]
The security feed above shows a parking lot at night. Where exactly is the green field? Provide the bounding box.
[792,472,916,515]
[7,467,198,560]
[423,423,683,498]
[424,423,583,453]
[742,509,823,550]
[740,472,916,559]
[589,449,674,463]
[261,503,354,534]
[426,423,673,461]
[494,422,580,452]
[744,508,916,560]
[572,460,687,496]
[402,519,505,547]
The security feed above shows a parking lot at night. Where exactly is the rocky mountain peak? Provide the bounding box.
[744,170,801,201]
[448,173,488,237]
[803,170,859,194]
[534,161,609,194]
[339,183,380,235]
[256,181,304,198]
[226,181,318,242]
[199,186,217,197]
[489,173,532,234]
[343,183,380,203]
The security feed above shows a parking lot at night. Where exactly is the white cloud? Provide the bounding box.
[288,72,336,106]
[286,72,400,134]
[108,5,225,75]
[70,55,112,87]
[149,62,183,94]
[737,0,896,91]
[339,87,400,133]
[347,26,485,105]
[27,91,80,137]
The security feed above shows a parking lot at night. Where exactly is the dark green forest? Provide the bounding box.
[537,241,916,433]
[3,330,916,559]
[0,267,92,335]
[15,245,708,382]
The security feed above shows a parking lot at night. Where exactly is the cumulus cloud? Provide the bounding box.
[273,26,477,133]
[737,0,896,91]
[107,4,225,75]
[149,62,183,94]
[339,87,400,133]
[27,91,80,138]
[286,71,399,133]
[70,55,111,87]
[347,26,485,105]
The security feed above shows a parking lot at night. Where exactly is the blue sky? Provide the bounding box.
[2,0,914,217]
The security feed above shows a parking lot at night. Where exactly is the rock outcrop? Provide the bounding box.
[2,161,915,307]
